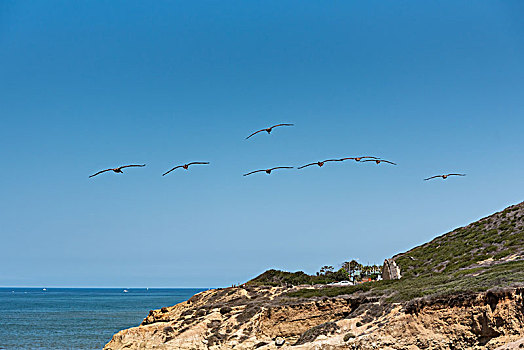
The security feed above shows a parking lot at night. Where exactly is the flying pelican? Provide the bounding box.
[243,167,293,176]
[339,156,378,162]
[361,159,397,165]
[89,164,145,178]
[298,159,342,169]
[245,123,294,139]
[424,174,466,181]
[162,162,210,176]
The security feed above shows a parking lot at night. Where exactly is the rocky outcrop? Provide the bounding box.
[382,258,401,280]
[104,286,524,350]
[347,287,524,350]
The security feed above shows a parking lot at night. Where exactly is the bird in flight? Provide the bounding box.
[339,156,378,162]
[245,123,294,139]
[424,173,466,181]
[162,162,210,176]
[298,159,342,169]
[361,159,397,165]
[243,166,293,176]
[89,164,146,178]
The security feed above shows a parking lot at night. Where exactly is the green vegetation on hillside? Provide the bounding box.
[248,268,349,287]
[287,282,377,298]
[288,260,524,302]
[285,202,524,302]
[248,261,382,287]
[395,203,523,279]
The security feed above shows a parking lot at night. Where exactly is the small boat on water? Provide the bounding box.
[123,289,128,293]
[42,288,47,291]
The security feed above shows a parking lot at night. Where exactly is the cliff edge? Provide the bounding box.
[104,286,524,349]
[105,201,523,349]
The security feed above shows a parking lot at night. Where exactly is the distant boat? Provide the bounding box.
[42,288,47,291]
[123,289,128,293]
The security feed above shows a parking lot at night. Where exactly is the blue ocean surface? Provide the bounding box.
[0,288,205,349]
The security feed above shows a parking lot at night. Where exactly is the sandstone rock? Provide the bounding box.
[295,321,339,345]
[275,336,285,346]
[382,258,401,280]
[104,286,524,350]
[343,332,355,341]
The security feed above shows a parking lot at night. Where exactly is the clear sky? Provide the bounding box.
[1,1,523,288]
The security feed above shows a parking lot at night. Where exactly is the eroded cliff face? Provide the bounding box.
[104,286,524,350]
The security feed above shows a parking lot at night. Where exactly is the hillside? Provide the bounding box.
[288,201,524,301]
[105,202,524,349]
[396,201,523,277]
[248,268,350,287]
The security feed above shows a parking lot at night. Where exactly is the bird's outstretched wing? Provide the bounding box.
[162,165,184,176]
[243,169,265,176]
[362,159,396,165]
[298,163,316,169]
[448,173,466,177]
[89,169,112,178]
[341,156,377,161]
[424,175,441,181]
[245,129,265,139]
[269,166,294,171]
[187,162,210,166]
[120,164,146,169]
[246,124,293,139]
[270,123,294,129]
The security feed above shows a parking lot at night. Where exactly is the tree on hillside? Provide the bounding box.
[349,260,362,282]
[342,262,351,275]
[349,260,360,274]
[332,268,350,281]
[319,265,334,275]
[341,260,361,282]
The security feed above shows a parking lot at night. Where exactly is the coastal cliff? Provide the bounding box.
[105,201,523,349]
[104,286,524,349]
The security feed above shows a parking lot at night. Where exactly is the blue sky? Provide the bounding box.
[1,1,523,287]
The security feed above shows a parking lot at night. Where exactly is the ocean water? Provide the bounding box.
[0,288,205,350]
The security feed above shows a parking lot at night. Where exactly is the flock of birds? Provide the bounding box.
[89,123,466,181]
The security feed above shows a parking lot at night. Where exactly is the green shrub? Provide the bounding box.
[287,283,374,298]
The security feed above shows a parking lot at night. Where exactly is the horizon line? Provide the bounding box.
[0,286,213,289]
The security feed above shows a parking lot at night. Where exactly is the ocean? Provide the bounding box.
[0,288,205,349]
